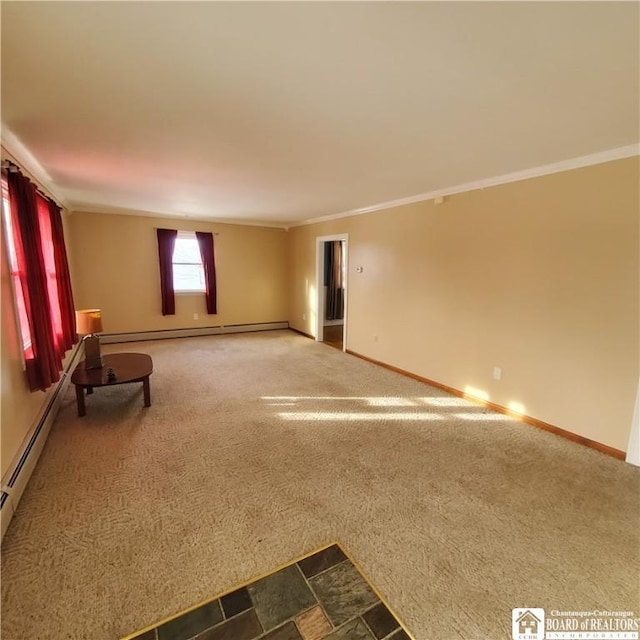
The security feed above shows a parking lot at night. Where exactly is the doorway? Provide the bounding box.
[315,234,348,351]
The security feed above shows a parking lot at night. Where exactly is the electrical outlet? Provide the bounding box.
[493,367,502,380]
[302,313,306,321]
[373,335,379,342]
[193,313,199,320]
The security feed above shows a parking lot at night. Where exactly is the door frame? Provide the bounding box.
[315,233,348,351]
[627,379,640,466]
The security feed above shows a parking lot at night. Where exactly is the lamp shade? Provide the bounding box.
[75,309,103,335]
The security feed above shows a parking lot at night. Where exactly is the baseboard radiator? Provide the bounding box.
[0,343,84,541]
[0,322,288,540]
[101,321,289,344]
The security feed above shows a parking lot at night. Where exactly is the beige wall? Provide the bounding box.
[69,211,288,334]
[287,157,639,452]
[2,203,287,476]
[2,155,637,469]
[1,219,45,476]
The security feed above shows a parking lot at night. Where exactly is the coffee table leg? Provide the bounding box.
[75,385,86,417]
[143,377,151,407]
[86,386,93,395]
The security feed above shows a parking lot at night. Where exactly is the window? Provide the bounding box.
[1,176,34,359]
[3,164,77,391]
[173,231,205,293]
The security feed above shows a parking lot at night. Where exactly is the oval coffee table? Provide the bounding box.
[71,352,153,417]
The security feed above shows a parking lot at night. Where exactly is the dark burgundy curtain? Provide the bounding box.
[326,240,344,321]
[49,200,77,352]
[157,228,178,315]
[7,171,59,391]
[196,231,217,314]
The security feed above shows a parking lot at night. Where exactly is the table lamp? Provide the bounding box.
[76,309,104,369]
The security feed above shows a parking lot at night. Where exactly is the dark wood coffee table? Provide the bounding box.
[71,352,153,417]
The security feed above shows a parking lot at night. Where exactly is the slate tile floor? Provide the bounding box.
[124,543,412,640]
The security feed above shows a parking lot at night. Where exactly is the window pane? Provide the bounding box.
[2,178,34,357]
[173,263,205,291]
[172,232,205,291]
[173,236,201,264]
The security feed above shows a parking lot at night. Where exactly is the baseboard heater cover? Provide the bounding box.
[1,323,288,539]
[101,321,289,344]
[1,343,84,541]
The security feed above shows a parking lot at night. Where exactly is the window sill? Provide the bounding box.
[175,290,205,296]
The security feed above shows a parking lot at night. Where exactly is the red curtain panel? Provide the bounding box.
[7,171,60,391]
[195,231,217,314]
[156,228,178,315]
[48,199,77,353]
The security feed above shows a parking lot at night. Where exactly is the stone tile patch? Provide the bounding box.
[124,544,411,640]
[220,586,252,619]
[324,617,375,640]
[248,564,317,632]
[196,609,262,640]
[295,606,333,640]
[157,599,223,640]
[362,602,401,639]
[387,630,411,640]
[262,621,303,640]
[308,561,379,627]
[297,545,347,579]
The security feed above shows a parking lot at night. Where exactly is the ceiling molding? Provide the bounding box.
[292,144,640,228]
[3,119,637,231]
[4,3,638,224]
[0,128,70,208]
[71,205,290,230]
[1,127,288,229]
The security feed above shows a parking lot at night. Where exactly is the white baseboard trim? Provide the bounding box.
[101,321,289,344]
[0,322,287,539]
[1,342,84,541]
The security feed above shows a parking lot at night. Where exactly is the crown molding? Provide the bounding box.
[2,129,636,230]
[291,144,640,228]
[0,129,286,227]
[1,128,70,208]
[71,204,290,230]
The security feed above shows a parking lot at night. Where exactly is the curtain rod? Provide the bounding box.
[154,226,220,235]
[1,159,59,206]
[1,160,20,173]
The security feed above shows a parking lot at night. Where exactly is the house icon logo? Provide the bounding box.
[512,608,545,640]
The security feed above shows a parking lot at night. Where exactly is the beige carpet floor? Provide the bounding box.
[1,330,638,640]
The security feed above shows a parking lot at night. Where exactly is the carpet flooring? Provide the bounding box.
[1,330,638,640]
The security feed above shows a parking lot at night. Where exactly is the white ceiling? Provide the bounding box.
[2,1,638,227]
